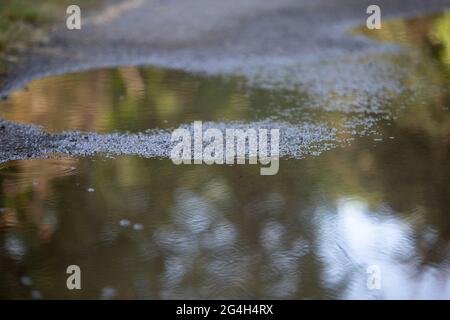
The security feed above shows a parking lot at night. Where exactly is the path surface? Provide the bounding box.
[0,0,449,163]
[2,0,448,92]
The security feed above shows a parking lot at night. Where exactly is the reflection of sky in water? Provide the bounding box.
[0,154,450,299]
[156,188,241,298]
[4,233,26,262]
[317,199,450,299]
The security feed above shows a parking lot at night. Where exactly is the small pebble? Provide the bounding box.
[133,223,144,231]
[20,276,33,286]
[31,290,42,299]
[101,286,118,299]
[119,219,130,227]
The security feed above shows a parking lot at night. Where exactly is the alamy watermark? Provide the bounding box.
[66,5,82,30]
[66,265,81,290]
[366,5,382,29]
[170,121,280,175]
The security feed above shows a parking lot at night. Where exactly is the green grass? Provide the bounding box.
[0,0,98,75]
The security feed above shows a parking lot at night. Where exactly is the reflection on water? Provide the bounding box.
[0,66,286,133]
[0,12,450,299]
[0,123,449,299]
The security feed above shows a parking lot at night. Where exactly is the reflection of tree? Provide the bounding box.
[432,12,450,78]
[314,12,450,297]
[0,66,260,133]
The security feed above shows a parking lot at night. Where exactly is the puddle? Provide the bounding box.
[0,12,449,299]
[0,67,261,133]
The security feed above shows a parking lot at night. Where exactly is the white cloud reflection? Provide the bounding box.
[317,198,450,299]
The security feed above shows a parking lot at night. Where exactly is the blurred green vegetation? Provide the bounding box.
[0,0,97,75]
[359,11,450,72]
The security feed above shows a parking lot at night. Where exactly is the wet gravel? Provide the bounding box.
[0,119,346,163]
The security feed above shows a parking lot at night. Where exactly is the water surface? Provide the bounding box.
[0,12,449,299]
